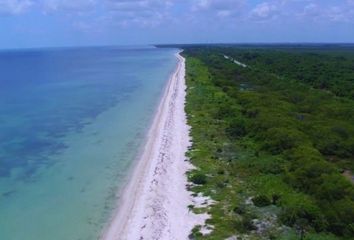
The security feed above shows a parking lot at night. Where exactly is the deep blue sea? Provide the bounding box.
[0,46,178,240]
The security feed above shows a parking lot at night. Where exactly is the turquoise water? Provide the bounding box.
[0,46,178,240]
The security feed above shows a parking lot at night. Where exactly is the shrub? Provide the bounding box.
[286,159,336,193]
[252,195,272,207]
[233,204,246,215]
[272,194,281,205]
[234,214,257,233]
[190,173,207,185]
[280,195,326,232]
[261,127,305,154]
[226,117,247,139]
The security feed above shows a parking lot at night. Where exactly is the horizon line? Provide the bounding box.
[1,42,354,51]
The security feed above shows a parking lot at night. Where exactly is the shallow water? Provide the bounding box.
[0,46,178,240]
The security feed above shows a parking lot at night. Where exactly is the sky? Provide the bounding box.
[0,0,353,48]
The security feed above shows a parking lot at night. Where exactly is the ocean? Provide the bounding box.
[0,46,178,240]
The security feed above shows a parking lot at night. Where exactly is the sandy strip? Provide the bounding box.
[101,52,208,240]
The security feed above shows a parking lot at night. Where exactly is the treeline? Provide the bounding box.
[182,47,354,239]
[218,47,354,99]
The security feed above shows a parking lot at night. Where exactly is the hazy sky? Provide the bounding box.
[0,0,353,48]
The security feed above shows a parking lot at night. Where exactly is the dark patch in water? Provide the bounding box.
[0,138,69,179]
[2,190,16,198]
[67,176,74,181]
[0,47,160,182]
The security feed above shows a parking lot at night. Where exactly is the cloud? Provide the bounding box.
[102,0,173,27]
[299,3,320,18]
[295,1,354,23]
[193,0,245,14]
[250,2,278,20]
[104,0,171,18]
[246,0,354,23]
[105,0,171,11]
[64,0,175,30]
[325,6,354,22]
[0,0,33,14]
[191,0,246,21]
[193,0,244,10]
[42,0,96,12]
[36,0,174,28]
[1,0,353,34]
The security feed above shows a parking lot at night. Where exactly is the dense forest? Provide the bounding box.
[221,47,354,99]
[175,45,354,240]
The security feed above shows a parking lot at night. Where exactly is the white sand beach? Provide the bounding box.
[101,53,207,240]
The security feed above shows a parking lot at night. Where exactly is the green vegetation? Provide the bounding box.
[181,45,354,240]
[226,48,354,99]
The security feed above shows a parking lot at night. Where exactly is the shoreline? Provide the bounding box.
[100,52,207,240]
